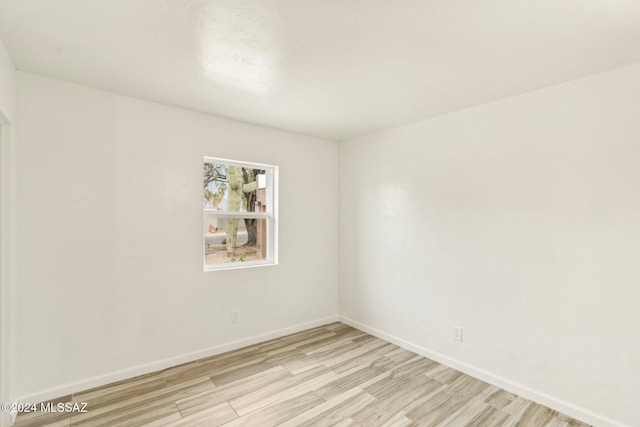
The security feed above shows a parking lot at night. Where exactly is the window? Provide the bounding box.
[203,157,278,270]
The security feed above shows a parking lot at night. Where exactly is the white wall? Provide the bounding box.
[15,72,338,401]
[0,40,16,121]
[0,37,17,427]
[339,62,640,427]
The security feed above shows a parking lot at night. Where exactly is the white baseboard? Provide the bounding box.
[14,315,339,408]
[13,314,626,427]
[339,315,628,427]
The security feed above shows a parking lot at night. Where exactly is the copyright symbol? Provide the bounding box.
[0,403,11,412]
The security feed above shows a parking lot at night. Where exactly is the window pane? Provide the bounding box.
[203,161,269,213]
[204,217,268,266]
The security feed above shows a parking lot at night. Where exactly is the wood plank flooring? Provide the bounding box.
[13,323,591,427]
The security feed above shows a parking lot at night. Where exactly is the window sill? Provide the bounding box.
[203,260,278,272]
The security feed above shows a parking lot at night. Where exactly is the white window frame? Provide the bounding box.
[203,157,278,271]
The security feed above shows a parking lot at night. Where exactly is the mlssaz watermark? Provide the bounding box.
[1,402,88,413]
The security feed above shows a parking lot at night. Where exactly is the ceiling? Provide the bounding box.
[1,0,640,141]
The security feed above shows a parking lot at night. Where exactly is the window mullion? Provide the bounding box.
[204,210,271,219]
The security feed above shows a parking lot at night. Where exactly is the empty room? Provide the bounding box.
[0,1,639,426]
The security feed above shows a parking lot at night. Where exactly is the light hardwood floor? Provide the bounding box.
[13,323,590,427]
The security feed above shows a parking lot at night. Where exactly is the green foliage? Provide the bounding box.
[203,163,229,206]
[231,252,247,262]
[203,162,227,188]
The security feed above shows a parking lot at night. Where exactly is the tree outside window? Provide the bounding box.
[203,158,277,270]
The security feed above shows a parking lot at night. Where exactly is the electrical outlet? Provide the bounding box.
[453,326,463,342]
[231,311,239,323]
